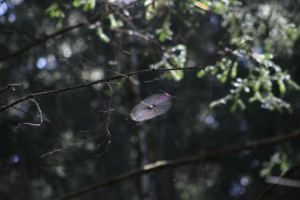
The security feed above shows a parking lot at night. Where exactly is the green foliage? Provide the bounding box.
[260,152,290,178]
[46,3,63,18]
[200,0,300,113]
[213,1,300,54]
[150,44,187,81]
[45,3,64,27]
[206,48,299,113]
[73,0,95,11]
[108,14,124,28]
[145,0,174,20]
[97,27,110,43]
[156,14,173,42]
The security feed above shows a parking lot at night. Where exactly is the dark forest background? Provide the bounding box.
[1,0,300,200]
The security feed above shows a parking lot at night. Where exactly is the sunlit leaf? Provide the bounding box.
[287,79,300,91]
[260,167,272,177]
[159,32,166,42]
[253,81,260,92]
[249,96,257,103]
[146,4,155,20]
[277,78,286,94]
[230,61,238,78]
[280,161,289,173]
[97,27,110,43]
[255,91,262,100]
[197,70,206,78]
[73,0,95,11]
[210,100,220,108]
[194,1,209,10]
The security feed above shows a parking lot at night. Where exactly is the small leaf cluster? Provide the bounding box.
[260,152,289,178]
[73,0,95,11]
[205,48,299,113]
[150,45,187,81]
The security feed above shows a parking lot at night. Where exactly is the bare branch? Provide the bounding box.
[53,128,300,200]
[0,36,256,113]
[0,0,145,62]
[0,84,21,94]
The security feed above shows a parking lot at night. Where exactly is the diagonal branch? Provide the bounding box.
[255,161,300,200]
[0,0,145,62]
[0,37,254,113]
[53,128,300,200]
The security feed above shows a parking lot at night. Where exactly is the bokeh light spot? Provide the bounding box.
[251,159,260,167]
[240,177,249,186]
[0,3,8,16]
[8,14,16,23]
[63,49,72,58]
[37,57,47,69]
[205,116,214,125]
[10,154,19,163]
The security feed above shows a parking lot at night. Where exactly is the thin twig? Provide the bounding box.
[17,98,43,128]
[0,0,145,62]
[255,161,300,200]
[0,37,256,113]
[53,128,300,200]
[0,84,21,94]
[0,99,91,171]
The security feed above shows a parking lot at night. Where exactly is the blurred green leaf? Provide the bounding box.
[159,32,166,42]
[260,167,272,177]
[46,3,62,19]
[280,161,289,173]
[230,101,238,113]
[253,81,260,92]
[238,99,246,110]
[73,0,95,11]
[146,4,155,20]
[156,14,173,42]
[277,78,286,94]
[97,27,110,43]
[287,79,300,91]
[230,61,238,78]
[197,70,206,78]
[210,100,220,108]
[249,96,257,103]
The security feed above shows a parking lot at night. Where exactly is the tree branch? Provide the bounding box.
[255,161,300,200]
[53,128,300,200]
[0,0,145,62]
[0,37,255,113]
[0,84,21,94]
